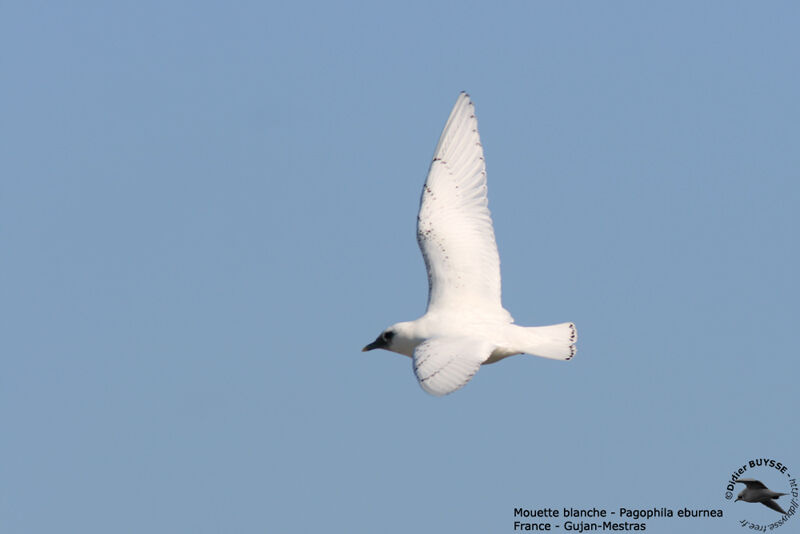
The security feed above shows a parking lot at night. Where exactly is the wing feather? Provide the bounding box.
[417,93,511,320]
[738,479,768,489]
[761,500,787,515]
[413,337,494,396]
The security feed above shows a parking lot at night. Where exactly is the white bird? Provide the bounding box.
[363,92,577,396]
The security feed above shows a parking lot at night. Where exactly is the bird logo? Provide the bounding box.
[735,478,789,515]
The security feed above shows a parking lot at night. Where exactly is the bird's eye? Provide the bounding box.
[382,331,394,342]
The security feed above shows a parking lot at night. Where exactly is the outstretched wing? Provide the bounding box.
[737,479,768,489]
[760,499,787,515]
[417,93,511,321]
[412,337,494,396]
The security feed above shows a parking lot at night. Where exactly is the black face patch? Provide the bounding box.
[363,331,392,352]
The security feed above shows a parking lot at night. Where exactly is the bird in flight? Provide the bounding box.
[735,479,789,514]
[363,92,577,396]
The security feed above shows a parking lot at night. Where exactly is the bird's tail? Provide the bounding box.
[519,322,577,361]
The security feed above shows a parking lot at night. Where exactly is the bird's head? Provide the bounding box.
[362,328,396,353]
[362,322,417,356]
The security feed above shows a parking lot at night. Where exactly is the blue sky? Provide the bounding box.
[2,2,799,533]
